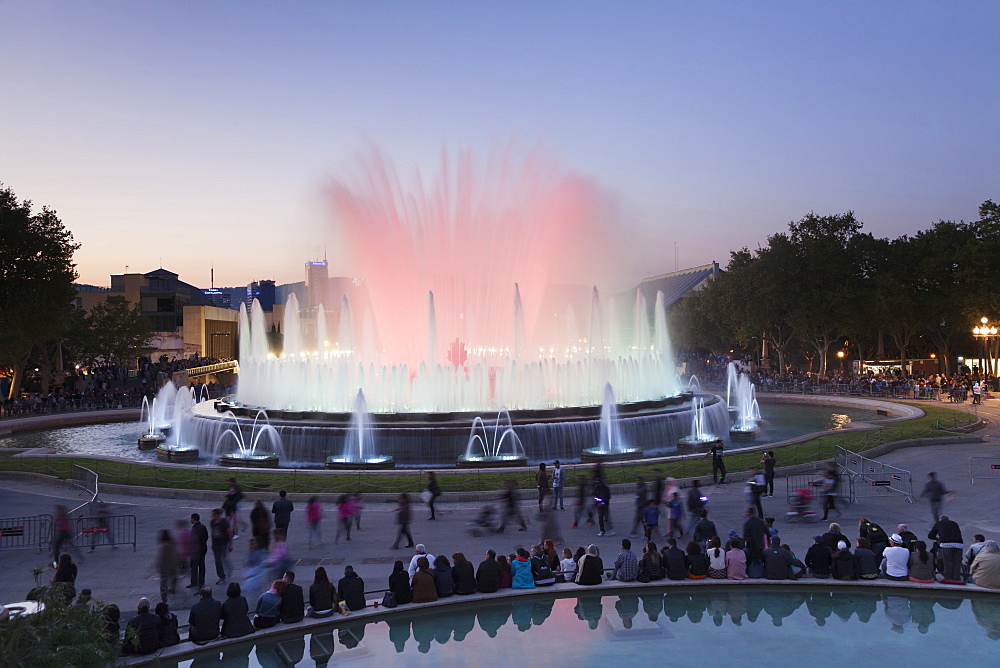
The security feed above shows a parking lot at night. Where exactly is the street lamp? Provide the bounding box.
[836,350,845,374]
[972,317,998,375]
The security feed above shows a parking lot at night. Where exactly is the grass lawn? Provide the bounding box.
[0,402,976,495]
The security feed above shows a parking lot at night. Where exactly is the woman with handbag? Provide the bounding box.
[388,560,413,605]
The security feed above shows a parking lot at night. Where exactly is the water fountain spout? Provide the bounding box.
[325,390,395,469]
[457,408,527,468]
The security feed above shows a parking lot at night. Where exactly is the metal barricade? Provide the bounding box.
[970,456,1000,484]
[785,472,853,504]
[72,514,137,552]
[0,514,52,552]
[837,446,914,502]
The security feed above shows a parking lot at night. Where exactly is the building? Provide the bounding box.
[247,279,276,311]
[304,260,329,311]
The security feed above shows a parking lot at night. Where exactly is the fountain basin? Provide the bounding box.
[580,447,643,463]
[456,455,528,469]
[156,445,200,462]
[729,425,756,441]
[138,433,166,449]
[219,453,280,468]
[325,456,395,470]
[676,436,723,453]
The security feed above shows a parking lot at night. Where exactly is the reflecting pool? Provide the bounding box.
[166,587,1000,667]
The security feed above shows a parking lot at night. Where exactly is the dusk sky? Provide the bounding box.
[2,1,997,289]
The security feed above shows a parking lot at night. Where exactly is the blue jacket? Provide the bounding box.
[511,557,536,589]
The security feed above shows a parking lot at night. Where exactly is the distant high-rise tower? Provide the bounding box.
[247,279,276,311]
[304,261,329,311]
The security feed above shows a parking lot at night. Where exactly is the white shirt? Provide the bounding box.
[559,557,576,576]
[882,546,909,577]
[408,552,435,577]
[552,467,564,488]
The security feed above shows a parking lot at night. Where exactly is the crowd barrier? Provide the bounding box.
[969,456,1000,484]
[837,446,914,503]
[0,514,52,552]
[71,514,137,552]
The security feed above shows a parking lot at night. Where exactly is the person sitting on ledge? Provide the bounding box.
[971,540,1000,589]
[155,601,180,647]
[188,586,222,643]
[388,560,413,605]
[122,597,161,656]
[686,541,710,580]
[411,556,438,603]
[855,538,880,579]
[614,539,639,582]
[725,538,747,580]
[831,541,859,581]
[880,534,910,581]
[338,565,367,610]
[908,541,936,583]
[576,544,604,585]
[763,537,804,580]
[279,571,305,623]
[309,566,339,617]
[253,581,283,629]
[511,548,535,589]
[476,549,501,593]
[452,552,478,594]
[221,582,255,638]
[434,554,456,597]
[662,538,688,581]
[805,535,832,579]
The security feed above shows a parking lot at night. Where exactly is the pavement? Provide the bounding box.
[1,397,998,617]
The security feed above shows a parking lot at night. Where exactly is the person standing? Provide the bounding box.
[210,509,232,585]
[551,460,565,510]
[594,478,614,537]
[919,472,951,524]
[686,480,706,528]
[819,464,840,521]
[425,471,441,520]
[187,513,209,590]
[629,477,648,536]
[271,491,294,534]
[704,444,726,484]
[746,469,766,518]
[223,478,244,539]
[761,451,776,497]
[536,463,550,511]
[391,493,414,550]
[928,515,965,583]
[250,500,271,550]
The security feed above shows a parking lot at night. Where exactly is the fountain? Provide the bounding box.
[581,384,643,462]
[214,410,283,468]
[156,386,201,462]
[456,408,527,468]
[325,390,395,469]
[729,373,761,441]
[677,396,723,452]
[725,362,739,413]
[137,384,179,449]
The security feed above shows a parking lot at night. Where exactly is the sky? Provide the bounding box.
[2,1,998,289]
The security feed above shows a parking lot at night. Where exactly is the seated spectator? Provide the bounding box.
[662,538,688,581]
[831,541,859,580]
[511,548,535,589]
[854,537,879,579]
[221,582,255,638]
[476,550,501,593]
[880,534,910,581]
[685,541,710,580]
[908,541,936,583]
[253,581,283,629]
[52,553,78,603]
[497,554,512,588]
[821,523,850,552]
[971,540,1000,589]
[433,554,456,597]
[763,537,804,580]
[338,566,367,611]
[805,535,832,579]
[411,556,438,602]
[388,560,413,605]
[614,539,639,582]
[154,602,180,647]
[122,597,161,656]
[452,552,478,594]
[725,538,748,580]
[309,566,338,616]
[530,545,556,586]
[705,537,727,579]
[968,534,987,569]
[638,542,664,581]
[188,586,223,643]
[280,571,305,623]
[102,604,121,647]
[897,524,918,549]
[575,544,603,585]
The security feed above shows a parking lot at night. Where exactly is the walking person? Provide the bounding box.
[536,463,550,511]
[425,471,442,520]
[594,478,614,537]
[570,475,591,529]
[271,491,294,534]
[222,478,244,540]
[155,529,178,604]
[335,494,354,544]
[629,476,648,537]
[350,493,364,530]
[305,497,323,549]
[497,480,527,533]
[686,480,706,528]
[250,500,271,550]
[187,513,209,590]
[665,492,684,539]
[919,472,951,524]
[704,443,726,484]
[51,504,74,567]
[551,460,565,510]
[746,468,766,518]
[89,501,116,552]
[391,493,414,550]
[761,451,776,496]
[819,463,840,521]
[210,508,233,585]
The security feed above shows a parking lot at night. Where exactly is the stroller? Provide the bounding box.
[785,488,820,523]
[467,505,496,537]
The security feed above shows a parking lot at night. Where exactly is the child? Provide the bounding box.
[642,499,659,542]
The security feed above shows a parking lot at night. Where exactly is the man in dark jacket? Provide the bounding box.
[338,565,366,610]
[692,509,717,546]
[763,538,804,580]
[272,491,294,532]
[805,535,832,578]
[476,549,501,593]
[280,570,305,623]
[928,515,964,582]
[188,513,209,589]
[188,587,222,643]
[743,509,767,565]
[662,538,687,580]
[122,597,161,655]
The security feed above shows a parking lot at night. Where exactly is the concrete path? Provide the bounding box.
[1,398,997,617]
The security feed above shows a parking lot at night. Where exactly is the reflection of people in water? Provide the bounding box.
[640,592,663,622]
[478,602,512,638]
[807,592,834,626]
[309,632,335,668]
[453,607,476,641]
[883,595,911,633]
[338,623,365,649]
[971,597,1000,640]
[412,615,435,654]
[574,595,603,630]
[532,598,554,626]
[433,611,453,646]
[615,595,639,629]
[707,592,727,627]
[908,597,936,634]
[686,594,706,624]
[662,593,688,622]
[279,638,305,665]
[762,591,806,627]
[386,617,411,653]
[512,599,534,631]
[220,643,254,668]
[726,591,747,626]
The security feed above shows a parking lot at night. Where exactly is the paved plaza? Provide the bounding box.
[1,399,998,616]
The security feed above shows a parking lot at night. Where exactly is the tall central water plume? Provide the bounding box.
[236,145,681,413]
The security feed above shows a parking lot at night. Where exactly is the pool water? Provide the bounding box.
[0,401,881,465]
[167,588,1000,667]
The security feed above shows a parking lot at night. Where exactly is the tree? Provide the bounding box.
[69,296,154,369]
[0,184,79,399]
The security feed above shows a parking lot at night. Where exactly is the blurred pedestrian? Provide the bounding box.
[223,478,244,539]
[271,491,293,533]
[306,497,323,549]
[391,493,414,550]
[425,471,441,520]
[335,494,354,544]
[155,528,178,603]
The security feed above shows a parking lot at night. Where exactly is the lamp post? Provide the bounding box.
[836,350,846,374]
[972,317,997,376]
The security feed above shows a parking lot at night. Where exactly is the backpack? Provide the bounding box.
[863,521,888,544]
[531,557,555,584]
